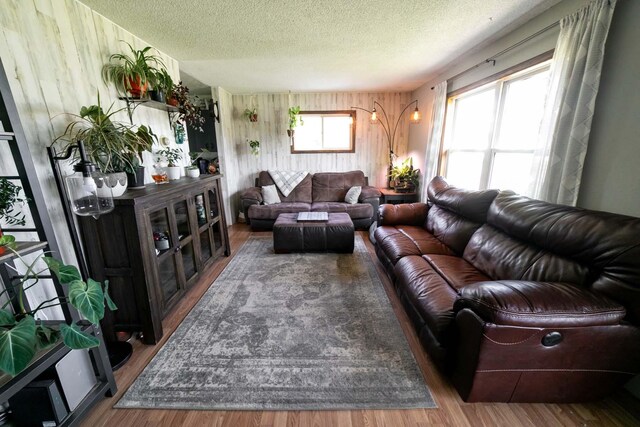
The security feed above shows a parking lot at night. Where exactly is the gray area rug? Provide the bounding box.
[116,236,435,410]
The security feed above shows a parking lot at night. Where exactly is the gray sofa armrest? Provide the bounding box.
[241,187,262,224]
[359,186,381,223]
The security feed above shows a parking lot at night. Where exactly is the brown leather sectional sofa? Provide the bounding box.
[374,176,640,402]
[241,170,381,230]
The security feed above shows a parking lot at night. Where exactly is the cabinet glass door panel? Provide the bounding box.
[208,188,220,220]
[200,229,212,263]
[195,193,207,227]
[174,200,191,241]
[150,208,172,256]
[158,255,180,302]
[181,241,197,282]
[212,223,223,251]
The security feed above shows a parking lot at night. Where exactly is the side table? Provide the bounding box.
[378,188,419,205]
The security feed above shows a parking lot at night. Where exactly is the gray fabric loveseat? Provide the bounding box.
[241,170,381,230]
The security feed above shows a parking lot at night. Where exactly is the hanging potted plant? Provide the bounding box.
[102,42,165,98]
[149,68,174,104]
[0,249,116,376]
[0,178,28,243]
[169,82,206,132]
[53,95,157,195]
[156,147,183,180]
[244,108,258,122]
[248,139,260,155]
[287,106,303,138]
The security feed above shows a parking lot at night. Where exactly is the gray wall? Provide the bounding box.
[578,0,640,217]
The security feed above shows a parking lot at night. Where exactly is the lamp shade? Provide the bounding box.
[411,106,421,123]
[370,107,378,124]
[65,171,114,219]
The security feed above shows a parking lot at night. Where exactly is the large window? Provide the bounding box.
[292,111,356,153]
[441,61,550,195]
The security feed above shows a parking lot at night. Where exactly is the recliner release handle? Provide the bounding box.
[541,331,563,347]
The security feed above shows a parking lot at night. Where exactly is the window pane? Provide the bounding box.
[294,116,322,151]
[489,152,534,195]
[450,88,496,149]
[444,151,485,190]
[323,116,352,149]
[495,69,550,149]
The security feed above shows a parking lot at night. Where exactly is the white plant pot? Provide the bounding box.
[97,172,128,197]
[186,168,200,178]
[166,166,182,180]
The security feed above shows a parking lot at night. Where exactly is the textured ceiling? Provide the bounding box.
[79,0,560,93]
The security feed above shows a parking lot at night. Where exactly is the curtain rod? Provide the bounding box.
[431,20,560,90]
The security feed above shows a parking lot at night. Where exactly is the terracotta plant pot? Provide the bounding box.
[167,97,179,107]
[249,114,258,122]
[127,76,148,98]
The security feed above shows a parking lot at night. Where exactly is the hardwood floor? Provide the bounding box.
[82,224,639,427]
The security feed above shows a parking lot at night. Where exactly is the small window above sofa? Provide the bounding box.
[292,111,356,154]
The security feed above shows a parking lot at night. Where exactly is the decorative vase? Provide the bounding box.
[166,166,181,180]
[186,168,200,178]
[197,159,209,175]
[149,90,166,103]
[126,166,146,189]
[97,172,128,197]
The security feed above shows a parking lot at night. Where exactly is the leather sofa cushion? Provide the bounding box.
[248,202,310,220]
[258,171,313,203]
[395,255,458,343]
[311,202,373,219]
[455,280,626,327]
[423,254,491,291]
[375,226,454,264]
[312,171,367,202]
[379,203,429,226]
[427,176,499,224]
[426,206,483,255]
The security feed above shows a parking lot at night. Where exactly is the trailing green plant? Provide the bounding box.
[243,108,258,122]
[152,68,174,96]
[0,249,116,376]
[102,41,165,96]
[53,94,157,174]
[156,147,183,167]
[390,157,420,189]
[170,83,205,132]
[248,139,260,155]
[288,106,303,130]
[0,179,28,226]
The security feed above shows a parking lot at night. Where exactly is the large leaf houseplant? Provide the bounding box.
[390,157,420,192]
[0,250,115,376]
[102,42,165,98]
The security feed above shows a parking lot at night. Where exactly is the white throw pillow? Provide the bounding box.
[262,185,281,205]
[345,186,361,204]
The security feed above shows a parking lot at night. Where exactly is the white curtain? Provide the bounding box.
[532,0,616,205]
[421,81,447,201]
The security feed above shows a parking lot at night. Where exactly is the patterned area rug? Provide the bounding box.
[116,236,435,410]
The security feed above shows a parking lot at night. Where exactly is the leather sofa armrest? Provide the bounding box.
[359,186,381,201]
[378,202,429,226]
[241,187,263,203]
[454,280,626,328]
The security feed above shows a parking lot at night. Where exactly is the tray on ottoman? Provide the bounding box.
[274,212,354,253]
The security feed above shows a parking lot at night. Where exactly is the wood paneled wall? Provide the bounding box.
[216,92,412,222]
[0,0,182,263]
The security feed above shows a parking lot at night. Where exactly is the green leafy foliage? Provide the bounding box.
[0,310,15,327]
[0,179,28,226]
[0,234,16,249]
[0,316,36,376]
[68,279,105,324]
[60,323,99,349]
[288,106,303,130]
[103,280,117,311]
[102,41,165,96]
[248,140,260,156]
[43,257,82,284]
[390,157,421,188]
[35,325,60,350]
[156,147,183,167]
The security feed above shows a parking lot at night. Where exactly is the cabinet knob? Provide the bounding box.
[174,245,181,253]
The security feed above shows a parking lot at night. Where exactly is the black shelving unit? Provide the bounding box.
[0,58,116,426]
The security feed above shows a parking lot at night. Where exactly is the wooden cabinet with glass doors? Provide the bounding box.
[78,175,229,344]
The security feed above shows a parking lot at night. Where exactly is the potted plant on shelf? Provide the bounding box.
[53,96,157,195]
[149,68,174,104]
[244,108,258,122]
[102,42,165,98]
[185,165,200,178]
[390,157,420,193]
[0,178,28,238]
[287,106,303,138]
[156,147,183,180]
[248,139,260,155]
[169,82,205,132]
[189,148,217,174]
[0,250,116,376]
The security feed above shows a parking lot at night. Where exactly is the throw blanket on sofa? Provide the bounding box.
[268,170,308,197]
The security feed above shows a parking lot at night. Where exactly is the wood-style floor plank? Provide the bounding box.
[81,225,640,427]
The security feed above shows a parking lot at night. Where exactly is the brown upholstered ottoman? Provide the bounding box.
[273,213,354,253]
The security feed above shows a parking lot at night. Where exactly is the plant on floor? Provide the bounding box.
[0,251,116,376]
[248,139,260,155]
[390,157,420,192]
[169,82,205,132]
[0,178,28,228]
[156,147,183,167]
[102,42,165,97]
[52,94,157,175]
[287,106,303,137]
[244,108,258,122]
